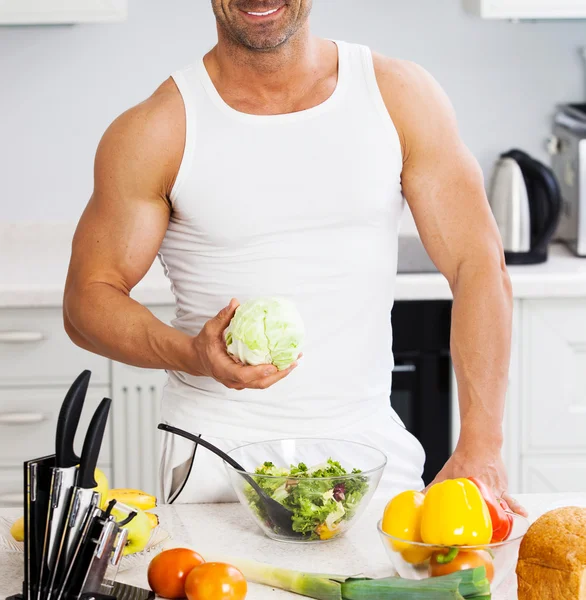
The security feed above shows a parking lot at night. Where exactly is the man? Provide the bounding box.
[64,0,525,513]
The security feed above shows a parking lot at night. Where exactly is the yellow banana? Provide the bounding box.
[145,512,159,529]
[93,468,109,509]
[10,516,24,542]
[106,489,157,511]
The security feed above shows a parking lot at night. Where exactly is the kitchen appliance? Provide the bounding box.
[549,103,586,257]
[390,300,452,486]
[488,149,562,265]
[8,371,147,600]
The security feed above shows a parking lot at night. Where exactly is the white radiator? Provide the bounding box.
[111,363,167,496]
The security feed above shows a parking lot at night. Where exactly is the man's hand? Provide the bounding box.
[190,298,298,390]
[429,441,528,517]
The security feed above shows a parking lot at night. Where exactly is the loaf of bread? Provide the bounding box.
[516,506,586,600]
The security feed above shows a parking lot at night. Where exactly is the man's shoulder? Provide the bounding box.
[110,78,184,146]
[370,52,436,104]
[94,77,185,196]
[367,51,459,163]
[369,51,453,140]
[98,78,185,166]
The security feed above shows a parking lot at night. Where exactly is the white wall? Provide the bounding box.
[0,0,584,225]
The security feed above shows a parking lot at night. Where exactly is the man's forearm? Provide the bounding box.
[64,282,195,373]
[450,257,513,448]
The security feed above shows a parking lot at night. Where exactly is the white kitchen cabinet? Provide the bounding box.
[0,307,109,387]
[0,0,127,25]
[520,298,586,493]
[522,299,586,455]
[0,386,112,468]
[463,0,586,19]
[522,456,586,493]
[0,469,28,508]
[0,385,113,508]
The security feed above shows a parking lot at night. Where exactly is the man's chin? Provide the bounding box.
[236,33,291,51]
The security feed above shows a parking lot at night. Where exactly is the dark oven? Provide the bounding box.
[390,300,452,486]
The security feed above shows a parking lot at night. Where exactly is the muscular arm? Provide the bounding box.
[63,80,193,371]
[375,56,520,507]
[64,80,292,390]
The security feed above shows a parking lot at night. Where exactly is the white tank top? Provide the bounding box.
[158,40,415,445]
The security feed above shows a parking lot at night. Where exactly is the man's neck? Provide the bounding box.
[208,26,321,96]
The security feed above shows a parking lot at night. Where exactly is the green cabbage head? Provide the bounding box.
[224,297,305,371]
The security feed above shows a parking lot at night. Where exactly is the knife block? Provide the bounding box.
[7,454,122,600]
[8,370,155,600]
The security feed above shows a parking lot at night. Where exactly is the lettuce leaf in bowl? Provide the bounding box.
[245,458,369,540]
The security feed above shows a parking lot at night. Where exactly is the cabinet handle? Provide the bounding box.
[393,364,417,373]
[0,331,45,343]
[0,493,22,505]
[0,412,48,425]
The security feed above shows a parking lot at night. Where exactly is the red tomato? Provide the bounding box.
[185,563,247,600]
[147,548,205,599]
[429,550,495,583]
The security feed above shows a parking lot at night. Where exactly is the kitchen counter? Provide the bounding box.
[1,493,586,600]
[3,223,586,308]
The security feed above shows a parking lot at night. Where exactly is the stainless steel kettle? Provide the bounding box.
[488,149,562,265]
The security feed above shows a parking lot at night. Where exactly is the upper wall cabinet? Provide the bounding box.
[0,0,127,25]
[463,0,586,19]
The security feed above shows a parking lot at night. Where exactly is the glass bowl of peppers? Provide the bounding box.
[377,477,530,591]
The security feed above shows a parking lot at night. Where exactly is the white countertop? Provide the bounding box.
[1,493,586,600]
[3,222,586,308]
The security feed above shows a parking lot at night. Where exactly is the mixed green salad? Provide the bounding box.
[245,458,369,540]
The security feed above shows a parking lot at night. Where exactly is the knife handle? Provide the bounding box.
[56,370,92,468]
[78,398,111,489]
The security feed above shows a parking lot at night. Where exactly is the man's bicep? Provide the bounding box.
[69,190,169,295]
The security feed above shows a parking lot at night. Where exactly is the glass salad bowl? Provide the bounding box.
[377,513,530,591]
[225,438,387,543]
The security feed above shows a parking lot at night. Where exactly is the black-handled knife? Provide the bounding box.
[55,370,91,468]
[49,397,112,600]
[38,370,92,600]
[77,397,111,489]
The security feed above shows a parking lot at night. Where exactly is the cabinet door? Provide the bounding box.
[0,386,112,468]
[522,299,586,454]
[463,0,586,19]
[0,307,109,386]
[523,457,586,493]
[0,0,127,24]
[0,468,25,508]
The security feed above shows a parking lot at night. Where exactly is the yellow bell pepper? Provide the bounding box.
[382,490,433,564]
[316,523,341,540]
[421,478,492,546]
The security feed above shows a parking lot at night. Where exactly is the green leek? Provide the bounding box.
[203,554,490,599]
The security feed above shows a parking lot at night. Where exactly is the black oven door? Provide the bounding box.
[391,353,451,486]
